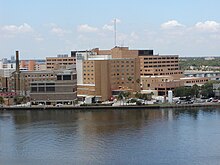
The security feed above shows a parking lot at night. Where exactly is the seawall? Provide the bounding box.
[0,103,219,111]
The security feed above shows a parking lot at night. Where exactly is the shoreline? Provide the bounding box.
[0,103,219,111]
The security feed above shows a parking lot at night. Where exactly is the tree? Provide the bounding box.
[0,97,4,105]
[117,92,125,105]
[14,96,27,105]
[191,84,200,98]
[200,81,215,98]
[123,91,131,99]
[174,86,191,97]
[135,92,142,99]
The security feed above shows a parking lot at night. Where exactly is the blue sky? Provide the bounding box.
[1,0,220,59]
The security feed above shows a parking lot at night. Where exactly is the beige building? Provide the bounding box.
[90,47,183,96]
[30,70,77,105]
[46,55,76,70]
[77,58,140,101]
[9,69,77,98]
[141,76,184,96]
[180,77,210,87]
[20,60,46,71]
[92,47,183,79]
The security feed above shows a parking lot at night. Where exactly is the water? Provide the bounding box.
[1,108,220,165]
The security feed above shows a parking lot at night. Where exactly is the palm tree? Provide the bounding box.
[117,92,124,105]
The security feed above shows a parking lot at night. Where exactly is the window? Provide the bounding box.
[31,87,37,92]
[46,87,55,92]
[38,87,45,92]
[46,83,54,86]
[63,75,71,80]
[57,75,62,80]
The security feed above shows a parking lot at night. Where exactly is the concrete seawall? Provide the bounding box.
[0,103,219,111]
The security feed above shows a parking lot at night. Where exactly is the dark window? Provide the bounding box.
[46,87,55,92]
[31,87,37,92]
[38,87,45,92]
[138,50,153,56]
[46,83,55,86]
[57,75,62,80]
[63,75,71,80]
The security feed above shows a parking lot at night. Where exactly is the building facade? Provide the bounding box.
[46,55,76,70]
[141,76,184,96]
[77,58,140,101]
[90,47,183,96]
[30,70,77,105]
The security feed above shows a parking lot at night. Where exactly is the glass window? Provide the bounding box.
[63,75,71,80]
[57,75,62,80]
[38,87,45,92]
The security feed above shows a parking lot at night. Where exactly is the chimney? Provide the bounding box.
[16,50,19,72]
[15,50,20,93]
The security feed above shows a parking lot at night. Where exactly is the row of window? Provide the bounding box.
[141,72,183,76]
[186,80,208,83]
[143,57,178,60]
[57,74,77,81]
[112,73,134,76]
[47,59,75,62]
[46,63,74,65]
[168,68,179,70]
[113,81,135,84]
[112,61,134,63]
[31,83,55,86]
[144,61,178,64]
[31,86,55,92]
[23,74,54,78]
[144,64,179,68]
[112,65,134,68]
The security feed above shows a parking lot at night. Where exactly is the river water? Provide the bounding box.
[1,108,220,165]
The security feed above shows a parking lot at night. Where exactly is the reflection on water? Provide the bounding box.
[1,108,220,165]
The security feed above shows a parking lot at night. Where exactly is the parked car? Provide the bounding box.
[56,103,63,107]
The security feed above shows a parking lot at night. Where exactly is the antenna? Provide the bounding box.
[114,18,117,47]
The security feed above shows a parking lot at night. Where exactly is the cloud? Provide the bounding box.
[161,20,185,29]
[51,26,68,36]
[78,24,98,33]
[1,23,33,33]
[195,21,220,32]
[103,24,114,31]
[102,18,121,32]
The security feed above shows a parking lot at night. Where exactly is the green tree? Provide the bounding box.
[191,84,200,98]
[200,81,215,98]
[0,97,4,104]
[14,96,27,105]
[123,91,131,99]
[135,92,143,99]
[174,86,191,97]
[117,92,125,105]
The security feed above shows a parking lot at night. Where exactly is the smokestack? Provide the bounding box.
[16,51,19,72]
[15,50,20,94]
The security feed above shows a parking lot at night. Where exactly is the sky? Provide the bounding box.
[1,0,220,59]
